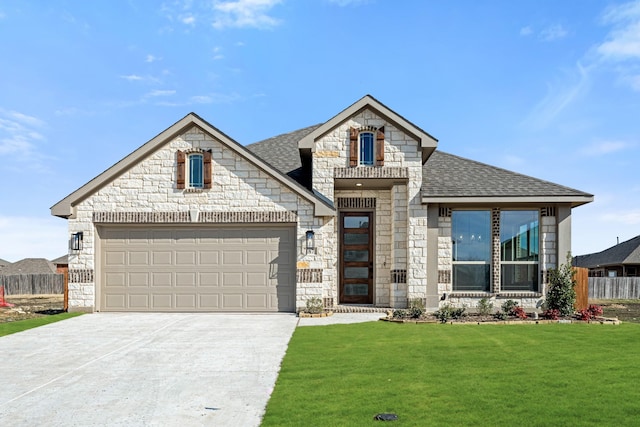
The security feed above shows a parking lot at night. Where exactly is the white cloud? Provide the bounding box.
[594,1,640,91]
[602,209,640,225]
[521,62,591,129]
[182,14,196,25]
[0,215,68,262]
[120,74,143,81]
[0,110,45,156]
[146,89,176,97]
[539,24,568,41]
[212,0,282,30]
[580,140,636,156]
[145,54,161,63]
[520,26,533,36]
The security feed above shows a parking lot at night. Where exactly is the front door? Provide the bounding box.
[340,212,374,304]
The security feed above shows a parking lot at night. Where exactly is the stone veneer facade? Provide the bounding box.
[65,107,567,312]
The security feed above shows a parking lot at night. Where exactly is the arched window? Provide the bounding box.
[349,126,384,167]
[176,150,212,190]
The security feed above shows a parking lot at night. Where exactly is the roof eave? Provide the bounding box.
[421,195,594,207]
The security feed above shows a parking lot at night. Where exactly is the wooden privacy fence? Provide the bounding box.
[589,277,640,299]
[0,274,64,295]
[574,267,589,311]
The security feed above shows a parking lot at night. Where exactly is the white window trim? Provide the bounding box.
[186,152,204,190]
[358,131,375,167]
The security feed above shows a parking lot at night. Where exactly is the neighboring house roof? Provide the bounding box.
[574,235,640,268]
[50,113,335,218]
[51,255,68,265]
[0,258,56,275]
[298,95,438,163]
[0,258,10,267]
[422,151,593,207]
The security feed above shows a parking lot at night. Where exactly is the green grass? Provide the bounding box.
[262,322,640,426]
[0,312,83,337]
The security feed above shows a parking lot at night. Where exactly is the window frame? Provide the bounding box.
[451,209,492,292]
[499,209,540,292]
[187,153,204,189]
[358,132,375,166]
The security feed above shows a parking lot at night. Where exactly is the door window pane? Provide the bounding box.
[344,267,369,279]
[344,216,369,228]
[345,284,369,296]
[344,233,369,245]
[344,250,369,262]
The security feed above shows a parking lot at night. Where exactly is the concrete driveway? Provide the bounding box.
[0,313,298,426]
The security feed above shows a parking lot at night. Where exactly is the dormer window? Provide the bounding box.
[176,149,212,190]
[349,126,384,167]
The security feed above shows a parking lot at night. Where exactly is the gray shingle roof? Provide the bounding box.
[246,124,321,174]
[0,258,10,267]
[51,255,68,265]
[422,151,593,198]
[245,126,592,201]
[574,235,640,268]
[0,258,57,275]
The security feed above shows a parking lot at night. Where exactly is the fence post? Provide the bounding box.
[574,267,589,311]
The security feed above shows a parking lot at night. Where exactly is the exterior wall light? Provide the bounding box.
[71,232,83,251]
[305,230,315,254]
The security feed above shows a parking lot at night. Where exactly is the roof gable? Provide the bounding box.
[298,95,438,162]
[51,114,334,218]
[422,151,593,206]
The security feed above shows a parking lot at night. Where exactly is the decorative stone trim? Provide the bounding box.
[297,268,323,283]
[337,197,377,209]
[334,167,408,179]
[391,269,407,283]
[69,269,94,283]
[94,211,298,224]
[439,207,451,218]
[438,270,451,284]
[323,297,334,309]
[491,208,501,293]
[450,292,493,298]
[496,292,543,298]
[541,206,556,217]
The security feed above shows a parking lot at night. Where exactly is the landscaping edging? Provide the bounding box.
[380,316,621,325]
[298,311,334,318]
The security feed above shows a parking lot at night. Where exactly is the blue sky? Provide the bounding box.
[1,0,639,262]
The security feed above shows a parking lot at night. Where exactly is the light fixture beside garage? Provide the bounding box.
[71,232,83,251]
[305,230,315,254]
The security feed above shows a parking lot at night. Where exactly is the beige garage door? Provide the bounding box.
[98,225,296,312]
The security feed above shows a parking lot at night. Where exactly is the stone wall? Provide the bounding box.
[67,126,318,310]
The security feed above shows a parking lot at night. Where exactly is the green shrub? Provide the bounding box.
[501,299,519,315]
[305,297,324,314]
[546,253,576,317]
[392,309,407,319]
[408,298,425,319]
[435,304,466,323]
[493,311,508,320]
[477,298,494,316]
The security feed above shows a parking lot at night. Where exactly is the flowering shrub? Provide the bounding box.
[578,304,604,321]
[543,309,560,320]
[510,306,528,319]
[589,304,603,318]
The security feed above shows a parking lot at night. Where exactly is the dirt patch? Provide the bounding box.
[0,294,65,324]
[591,300,640,323]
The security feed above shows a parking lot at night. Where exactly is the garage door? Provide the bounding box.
[98,225,296,312]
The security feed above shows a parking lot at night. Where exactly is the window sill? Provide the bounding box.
[449,292,543,298]
[184,188,205,193]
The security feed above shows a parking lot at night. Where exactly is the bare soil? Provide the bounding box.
[0,294,65,324]
[591,299,640,323]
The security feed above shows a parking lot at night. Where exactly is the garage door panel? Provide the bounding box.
[129,294,150,309]
[128,273,149,287]
[153,251,172,265]
[199,294,220,308]
[151,294,172,309]
[151,272,172,287]
[100,225,295,312]
[199,272,219,287]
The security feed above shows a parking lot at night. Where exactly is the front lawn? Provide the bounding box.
[262,322,640,426]
[0,312,83,337]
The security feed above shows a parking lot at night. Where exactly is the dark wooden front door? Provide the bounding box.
[340,212,373,304]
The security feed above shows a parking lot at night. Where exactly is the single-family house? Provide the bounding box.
[574,235,640,277]
[51,95,593,313]
[0,258,57,276]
